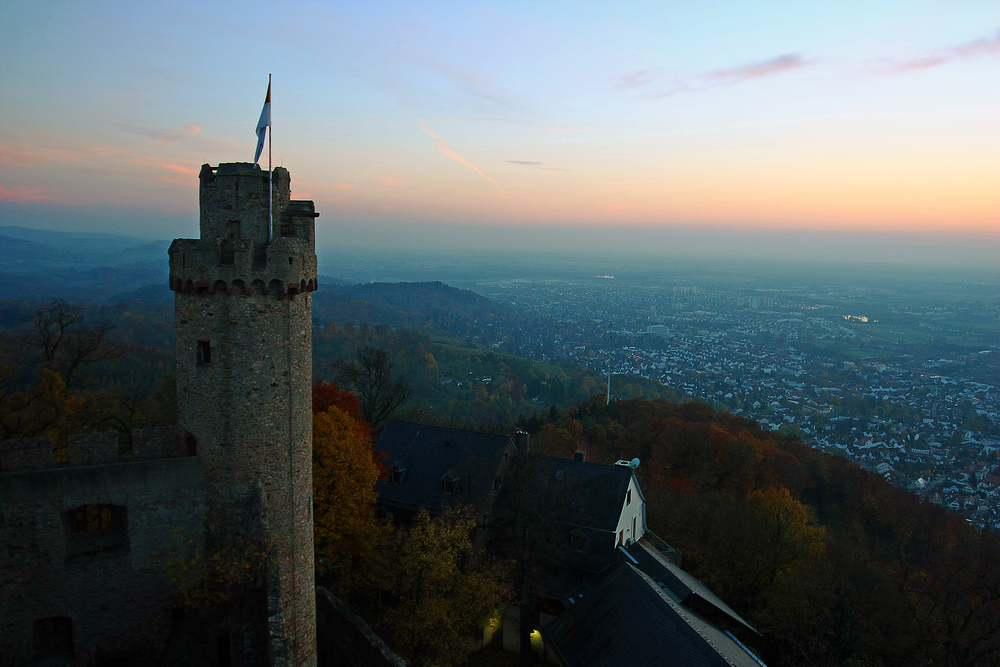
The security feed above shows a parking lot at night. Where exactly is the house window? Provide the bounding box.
[442,476,458,493]
[618,529,624,547]
[197,341,212,366]
[389,467,406,483]
[64,504,128,563]
[34,617,73,665]
[569,530,587,551]
[626,488,632,505]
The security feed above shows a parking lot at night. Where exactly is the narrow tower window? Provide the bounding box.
[197,341,212,366]
[184,433,198,456]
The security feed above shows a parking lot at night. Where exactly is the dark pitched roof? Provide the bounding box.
[626,538,758,637]
[527,456,635,533]
[375,421,511,515]
[543,563,743,667]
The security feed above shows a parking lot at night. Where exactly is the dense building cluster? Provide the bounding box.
[475,279,1000,532]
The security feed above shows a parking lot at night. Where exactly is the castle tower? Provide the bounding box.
[168,163,318,666]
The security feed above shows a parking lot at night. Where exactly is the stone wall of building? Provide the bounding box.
[1,161,319,666]
[0,427,184,473]
[0,440,204,666]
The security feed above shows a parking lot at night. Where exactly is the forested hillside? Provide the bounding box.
[1,289,668,442]
[529,397,1000,667]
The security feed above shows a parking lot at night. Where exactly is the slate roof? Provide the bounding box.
[375,421,512,516]
[526,456,635,533]
[543,562,763,667]
[626,537,758,637]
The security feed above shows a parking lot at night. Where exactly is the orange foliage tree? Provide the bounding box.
[312,382,386,578]
[313,379,363,421]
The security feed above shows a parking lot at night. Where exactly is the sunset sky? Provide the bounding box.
[1,1,998,265]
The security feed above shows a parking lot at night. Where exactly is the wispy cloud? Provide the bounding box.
[616,70,656,91]
[419,119,505,197]
[619,54,813,99]
[335,182,354,190]
[870,28,1000,75]
[0,185,48,203]
[96,119,202,149]
[507,160,568,172]
[157,162,198,175]
[605,204,628,213]
[0,131,202,195]
[705,54,810,83]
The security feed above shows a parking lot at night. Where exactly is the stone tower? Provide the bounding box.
[168,163,318,666]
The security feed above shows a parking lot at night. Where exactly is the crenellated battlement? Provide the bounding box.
[168,162,318,299]
[0,427,186,473]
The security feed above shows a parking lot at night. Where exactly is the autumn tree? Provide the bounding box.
[312,404,385,579]
[358,507,511,667]
[0,365,83,453]
[313,379,363,420]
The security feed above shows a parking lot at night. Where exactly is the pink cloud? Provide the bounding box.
[705,54,810,83]
[621,54,812,100]
[0,185,48,203]
[419,119,505,197]
[97,119,202,149]
[336,182,354,190]
[616,70,655,91]
[605,204,628,213]
[157,162,198,175]
[871,29,1000,74]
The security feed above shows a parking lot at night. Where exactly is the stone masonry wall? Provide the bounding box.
[170,162,317,667]
[1,427,183,473]
[0,455,205,665]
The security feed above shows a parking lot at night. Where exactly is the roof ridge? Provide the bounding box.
[629,564,739,667]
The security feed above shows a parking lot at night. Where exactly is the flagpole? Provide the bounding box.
[268,73,273,242]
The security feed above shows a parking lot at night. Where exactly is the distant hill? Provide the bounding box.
[0,226,167,272]
[0,234,58,269]
[105,283,173,303]
[312,281,515,339]
[0,267,168,301]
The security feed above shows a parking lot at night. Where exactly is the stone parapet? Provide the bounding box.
[169,162,318,301]
[0,436,54,471]
[0,427,185,472]
[68,431,118,466]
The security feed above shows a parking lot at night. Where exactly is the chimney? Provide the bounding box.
[514,431,530,453]
[574,449,586,462]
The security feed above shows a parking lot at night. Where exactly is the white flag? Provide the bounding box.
[254,82,270,165]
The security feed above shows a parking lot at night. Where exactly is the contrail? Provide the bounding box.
[419,119,505,197]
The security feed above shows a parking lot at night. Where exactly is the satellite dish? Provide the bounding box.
[630,458,640,469]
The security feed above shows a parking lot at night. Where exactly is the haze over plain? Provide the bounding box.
[1,1,998,271]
